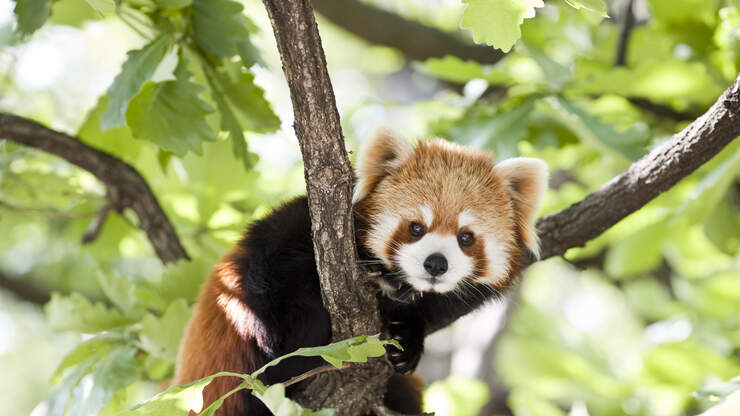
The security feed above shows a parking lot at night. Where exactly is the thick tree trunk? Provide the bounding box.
[261,0,392,414]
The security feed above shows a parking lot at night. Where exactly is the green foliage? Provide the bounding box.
[3,0,740,415]
[122,335,395,416]
[12,0,52,37]
[460,0,532,53]
[126,56,217,155]
[102,35,173,131]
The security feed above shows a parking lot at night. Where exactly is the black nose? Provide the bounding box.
[423,253,448,277]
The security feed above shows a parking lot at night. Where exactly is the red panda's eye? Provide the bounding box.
[458,231,475,247]
[409,222,426,237]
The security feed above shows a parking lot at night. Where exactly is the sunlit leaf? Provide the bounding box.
[460,0,534,53]
[460,100,534,160]
[45,293,136,333]
[192,0,251,58]
[563,0,608,17]
[139,299,192,361]
[12,0,52,36]
[126,55,217,156]
[212,62,280,134]
[101,35,171,130]
[67,346,141,416]
[51,334,124,384]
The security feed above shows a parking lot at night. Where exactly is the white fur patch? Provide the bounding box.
[458,209,476,228]
[483,236,510,283]
[396,233,474,293]
[420,204,434,227]
[368,212,402,266]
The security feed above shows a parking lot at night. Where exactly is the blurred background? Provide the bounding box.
[0,0,739,415]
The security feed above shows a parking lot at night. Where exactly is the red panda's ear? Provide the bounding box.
[493,157,548,258]
[353,129,414,203]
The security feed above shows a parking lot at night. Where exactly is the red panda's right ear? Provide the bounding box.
[353,129,414,203]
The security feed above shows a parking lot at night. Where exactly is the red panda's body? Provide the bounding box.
[174,132,547,415]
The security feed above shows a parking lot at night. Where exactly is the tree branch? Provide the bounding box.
[262,0,391,413]
[311,0,504,64]
[0,114,189,264]
[614,0,635,66]
[425,73,740,335]
[0,271,50,306]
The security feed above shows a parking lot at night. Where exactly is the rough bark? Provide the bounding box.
[425,73,740,334]
[0,113,188,264]
[261,0,391,414]
[311,0,504,64]
[536,74,740,259]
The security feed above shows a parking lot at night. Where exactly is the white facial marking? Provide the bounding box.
[484,236,510,283]
[420,204,434,227]
[396,233,474,293]
[368,212,402,266]
[458,209,476,228]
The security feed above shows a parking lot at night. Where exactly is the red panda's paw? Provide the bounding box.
[384,314,424,374]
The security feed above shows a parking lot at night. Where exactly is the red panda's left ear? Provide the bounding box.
[493,157,549,258]
[353,129,414,203]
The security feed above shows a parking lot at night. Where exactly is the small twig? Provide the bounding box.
[0,113,189,263]
[373,405,434,416]
[81,203,115,244]
[615,0,635,66]
[282,364,349,388]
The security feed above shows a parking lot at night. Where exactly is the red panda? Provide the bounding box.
[173,131,548,415]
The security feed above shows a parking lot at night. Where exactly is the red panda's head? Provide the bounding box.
[353,130,548,295]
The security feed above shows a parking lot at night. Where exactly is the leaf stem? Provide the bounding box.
[283,364,349,387]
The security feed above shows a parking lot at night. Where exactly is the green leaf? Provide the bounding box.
[84,0,116,14]
[43,356,99,416]
[210,81,252,169]
[154,0,193,9]
[695,374,740,400]
[49,0,99,28]
[674,150,740,224]
[572,59,723,108]
[253,335,399,376]
[120,376,214,416]
[563,0,608,17]
[460,0,530,53]
[67,346,142,416]
[451,99,535,160]
[97,271,146,317]
[121,371,248,416]
[212,63,280,133]
[704,199,740,255]
[605,221,668,278]
[45,293,136,333]
[139,299,192,361]
[539,96,646,161]
[126,55,217,156]
[51,334,124,384]
[13,0,52,36]
[101,35,171,130]
[252,384,303,416]
[192,0,251,58]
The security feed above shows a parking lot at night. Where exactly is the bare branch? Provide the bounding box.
[537,74,740,259]
[262,0,391,413]
[615,0,635,66]
[0,114,189,264]
[311,0,503,64]
[425,74,740,335]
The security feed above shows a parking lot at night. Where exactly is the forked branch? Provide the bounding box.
[0,113,188,264]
